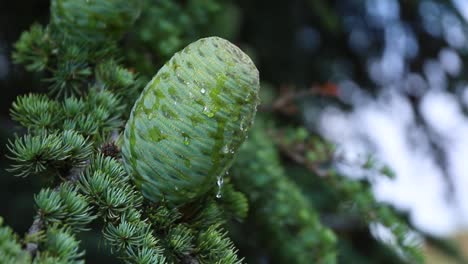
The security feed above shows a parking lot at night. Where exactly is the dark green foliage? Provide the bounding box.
[5,0,248,262]
[35,183,95,232]
[125,0,233,75]
[95,60,135,91]
[95,60,145,109]
[103,218,162,255]
[188,200,225,230]
[7,130,92,177]
[141,199,245,263]
[147,206,181,231]
[79,155,143,222]
[328,171,422,262]
[125,247,166,264]
[76,154,244,263]
[195,225,242,264]
[12,24,52,72]
[12,0,142,98]
[10,90,124,141]
[216,182,249,221]
[11,94,61,131]
[0,217,31,264]
[277,124,423,263]
[2,0,432,263]
[46,48,92,98]
[50,0,142,43]
[34,226,84,264]
[63,90,124,139]
[166,224,194,256]
[232,120,337,263]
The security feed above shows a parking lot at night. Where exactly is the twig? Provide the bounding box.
[269,130,330,177]
[181,255,200,264]
[260,83,340,115]
[24,217,43,257]
[320,213,366,231]
[23,126,120,258]
[24,166,86,258]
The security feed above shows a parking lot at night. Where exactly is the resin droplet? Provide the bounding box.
[184,136,190,145]
[200,88,206,94]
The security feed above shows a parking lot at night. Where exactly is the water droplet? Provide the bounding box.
[176,73,184,84]
[216,175,224,199]
[225,171,229,175]
[222,145,229,154]
[217,176,224,186]
[203,106,214,118]
[175,186,179,191]
[200,88,206,94]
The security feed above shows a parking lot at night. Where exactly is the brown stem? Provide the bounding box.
[181,255,200,264]
[24,217,43,257]
[24,128,120,259]
[260,83,337,115]
[24,166,86,258]
[270,130,330,177]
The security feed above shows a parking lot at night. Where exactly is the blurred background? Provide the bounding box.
[3,0,468,262]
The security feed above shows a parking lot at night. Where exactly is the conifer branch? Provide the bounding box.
[25,217,43,257]
[25,165,87,258]
[0,217,31,263]
[271,124,423,262]
[232,120,337,263]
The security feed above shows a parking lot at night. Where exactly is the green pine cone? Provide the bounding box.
[122,37,260,205]
[51,0,142,41]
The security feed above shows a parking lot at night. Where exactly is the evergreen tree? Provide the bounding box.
[2,0,465,263]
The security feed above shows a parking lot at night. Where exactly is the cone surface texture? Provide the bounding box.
[122,37,260,205]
